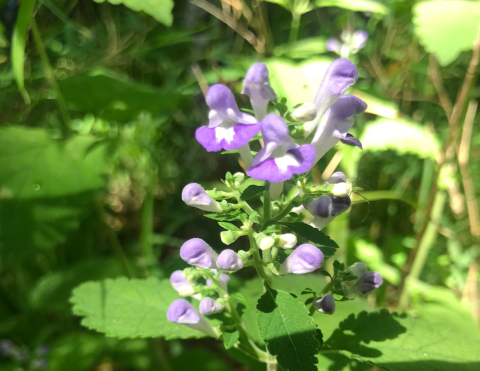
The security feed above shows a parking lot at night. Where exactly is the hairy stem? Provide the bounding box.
[289,12,301,46]
[263,186,272,223]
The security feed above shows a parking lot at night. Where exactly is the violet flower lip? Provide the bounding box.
[180,238,218,269]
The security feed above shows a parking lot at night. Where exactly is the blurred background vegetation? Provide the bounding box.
[0,0,479,370]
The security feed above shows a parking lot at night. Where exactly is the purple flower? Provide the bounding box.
[307,195,351,230]
[247,114,316,183]
[311,95,367,165]
[313,294,335,314]
[199,297,223,315]
[195,84,260,166]
[242,63,276,121]
[352,30,368,51]
[206,269,230,292]
[327,171,346,184]
[170,270,196,297]
[326,38,341,53]
[167,299,218,337]
[182,183,222,212]
[217,249,243,271]
[279,244,324,274]
[303,59,359,137]
[356,271,383,294]
[180,238,218,269]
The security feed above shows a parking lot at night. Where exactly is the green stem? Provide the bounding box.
[30,17,72,137]
[272,200,296,223]
[308,281,333,316]
[248,232,272,283]
[233,191,254,216]
[263,186,271,224]
[289,12,301,46]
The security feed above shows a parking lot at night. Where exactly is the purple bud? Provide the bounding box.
[353,30,368,50]
[170,270,196,297]
[356,271,383,294]
[199,297,223,315]
[167,299,218,337]
[327,171,346,184]
[303,59,359,137]
[326,38,341,53]
[0,340,14,357]
[279,244,324,275]
[206,269,230,292]
[307,195,351,230]
[182,183,222,212]
[180,238,218,269]
[242,63,276,120]
[217,249,243,271]
[313,294,336,314]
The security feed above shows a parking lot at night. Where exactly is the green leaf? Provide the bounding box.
[71,277,205,339]
[280,222,339,248]
[413,1,480,66]
[59,68,183,121]
[11,0,36,103]
[218,222,241,231]
[223,330,240,349]
[257,285,321,371]
[324,309,480,371]
[204,209,244,222]
[93,0,174,26]
[240,185,266,201]
[314,0,388,14]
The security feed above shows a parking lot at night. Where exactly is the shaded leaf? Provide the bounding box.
[280,222,339,248]
[218,222,241,231]
[223,330,240,349]
[240,185,265,201]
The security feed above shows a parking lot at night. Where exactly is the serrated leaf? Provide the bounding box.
[280,222,339,249]
[413,1,480,66]
[257,285,321,371]
[240,185,265,201]
[93,0,173,26]
[204,209,244,222]
[218,222,241,231]
[324,309,480,371]
[223,330,240,349]
[71,277,205,340]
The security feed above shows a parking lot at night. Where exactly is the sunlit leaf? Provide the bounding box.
[314,0,388,14]
[93,0,174,26]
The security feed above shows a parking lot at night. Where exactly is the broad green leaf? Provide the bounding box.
[71,277,205,339]
[360,118,440,160]
[324,309,480,371]
[93,0,174,26]
[58,68,183,121]
[314,0,388,14]
[413,1,480,66]
[281,222,339,249]
[223,330,240,349]
[257,285,321,371]
[240,185,265,201]
[11,0,36,103]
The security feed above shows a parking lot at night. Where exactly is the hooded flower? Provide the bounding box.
[313,294,336,314]
[180,238,218,269]
[199,297,223,315]
[182,183,222,212]
[195,84,260,166]
[242,63,276,121]
[170,270,199,297]
[303,59,359,137]
[307,194,351,230]
[247,114,316,183]
[355,271,383,294]
[216,249,243,272]
[279,244,324,275]
[167,299,218,337]
[311,94,367,164]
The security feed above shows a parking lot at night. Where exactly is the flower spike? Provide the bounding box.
[180,238,218,269]
[199,297,223,315]
[217,249,243,272]
[279,244,324,275]
[242,63,276,121]
[167,299,218,337]
[303,59,359,137]
[313,294,336,315]
[182,183,222,213]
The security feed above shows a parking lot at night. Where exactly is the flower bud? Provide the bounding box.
[313,294,336,314]
[332,182,351,197]
[167,299,218,337]
[199,297,223,315]
[259,237,275,251]
[170,270,196,297]
[279,244,324,275]
[206,269,230,293]
[292,103,317,122]
[327,171,346,184]
[356,271,383,294]
[182,183,222,213]
[278,233,297,249]
[180,238,218,269]
[217,249,243,271]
